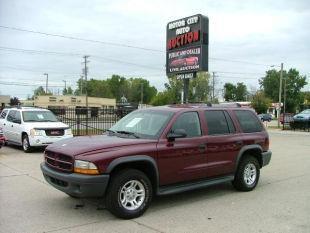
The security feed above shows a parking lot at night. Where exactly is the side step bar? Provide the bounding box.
[157,175,234,196]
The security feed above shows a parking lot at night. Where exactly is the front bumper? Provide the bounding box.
[40,163,109,198]
[29,135,73,147]
[262,150,272,167]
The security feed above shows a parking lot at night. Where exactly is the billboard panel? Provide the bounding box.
[166,14,209,75]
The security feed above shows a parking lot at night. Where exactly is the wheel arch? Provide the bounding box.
[21,131,28,144]
[235,145,263,171]
[106,155,159,193]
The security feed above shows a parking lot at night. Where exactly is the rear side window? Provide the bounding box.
[0,110,8,119]
[7,110,16,122]
[234,110,263,133]
[171,112,201,138]
[205,110,235,135]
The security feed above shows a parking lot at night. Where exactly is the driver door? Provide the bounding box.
[157,111,208,185]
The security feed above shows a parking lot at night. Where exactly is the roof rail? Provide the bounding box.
[211,103,242,108]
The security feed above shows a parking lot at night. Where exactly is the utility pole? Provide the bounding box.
[80,75,84,95]
[82,55,89,135]
[44,73,48,94]
[140,83,144,105]
[82,56,89,108]
[278,63,283,128]
[63,80,67,89]
[212,72,215,102]
[283,69,287,130]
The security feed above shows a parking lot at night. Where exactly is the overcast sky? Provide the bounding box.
[0,0,309,99]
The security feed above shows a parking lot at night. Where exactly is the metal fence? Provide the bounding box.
[48,107,134,136]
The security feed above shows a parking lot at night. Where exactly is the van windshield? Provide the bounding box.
[22,111,59,122]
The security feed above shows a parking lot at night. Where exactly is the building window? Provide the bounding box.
[71,97,77,103]
[49,97,57,102]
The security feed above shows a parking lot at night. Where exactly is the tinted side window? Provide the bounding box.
[234,110,263,133]
[205,110,230,135]
[7,110,16,122]
[171,112,201,138]
[0,110,8,119]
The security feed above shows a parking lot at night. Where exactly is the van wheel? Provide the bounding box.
[233,156,260,191]
[105,169,152,219]
[22,135,32,153]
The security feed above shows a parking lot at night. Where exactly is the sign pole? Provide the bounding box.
[183,78,189,104]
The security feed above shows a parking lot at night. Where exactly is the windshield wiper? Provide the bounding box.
[116,130,140,138]
[106,129,116,135]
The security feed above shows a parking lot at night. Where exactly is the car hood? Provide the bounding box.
[45,134,156,156]
[24,122,69,129]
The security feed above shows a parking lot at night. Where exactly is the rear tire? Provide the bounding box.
[105,169,152,219]
[22,134,32,153]
[233,156,260,191]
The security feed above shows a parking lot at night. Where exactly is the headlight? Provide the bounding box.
[30,129,44,137]
[65,128,72,135]
[74,160,99,175]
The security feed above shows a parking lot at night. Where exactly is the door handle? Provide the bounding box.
[198,143,206,152]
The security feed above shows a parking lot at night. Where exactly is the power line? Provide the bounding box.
[0,25,163,53]
[0,46,164,71]
[0,24,276,67]
[0,80,64,87]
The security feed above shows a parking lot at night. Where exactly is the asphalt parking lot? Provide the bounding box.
[0,129,309,233]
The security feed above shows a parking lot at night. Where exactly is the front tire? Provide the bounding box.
[22,134,32,153]
[233,156,260,191]
[105,169,152,219]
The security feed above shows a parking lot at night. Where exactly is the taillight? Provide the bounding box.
[265,137,270,150]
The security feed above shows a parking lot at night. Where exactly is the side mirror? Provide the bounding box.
[167,129,187,141]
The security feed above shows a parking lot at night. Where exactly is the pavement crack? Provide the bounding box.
[262,173,310,186]
[42,220,101,233]
[131,219,165,233]
[0,174,29,178]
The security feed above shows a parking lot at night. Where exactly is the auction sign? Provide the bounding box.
[166,14,209,75]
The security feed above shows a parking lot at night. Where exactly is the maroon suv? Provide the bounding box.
[41,104,272,219]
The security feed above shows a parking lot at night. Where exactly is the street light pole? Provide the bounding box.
[278,63,283,128]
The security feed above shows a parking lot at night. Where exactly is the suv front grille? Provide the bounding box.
[45,151,73,172]
[45,129,65,136]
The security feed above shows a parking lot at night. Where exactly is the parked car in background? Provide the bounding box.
[41,104,272,219]
[0,107,73,152]
[293,109,310,122]
[258,113,272,122]
[0,127,5,148]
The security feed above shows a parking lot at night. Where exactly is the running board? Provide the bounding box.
[157,175,234,196]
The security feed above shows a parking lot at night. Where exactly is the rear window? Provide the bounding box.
[205,110,235,135]
[234,110,263,133]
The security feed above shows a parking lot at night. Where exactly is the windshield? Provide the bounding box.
[110,110,174,139]
[300,109,310,114]
[22,110,59,122]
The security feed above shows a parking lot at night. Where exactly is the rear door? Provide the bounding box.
[10,110,23,143]
[4,110,16,142]
[204,110,242,177]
